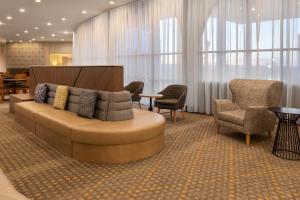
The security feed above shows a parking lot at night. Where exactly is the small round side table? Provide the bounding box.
[269,107,300,160]
[139,94,163,112]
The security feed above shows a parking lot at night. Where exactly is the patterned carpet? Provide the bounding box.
[0,107,299,200]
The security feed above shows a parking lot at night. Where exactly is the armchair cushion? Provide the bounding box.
[214,99,240,114]
[217,109,246,126]
[155,99,178,106]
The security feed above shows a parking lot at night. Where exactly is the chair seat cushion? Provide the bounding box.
[155,99,178,105]
[218,109,246,126]
[15,101,53,120]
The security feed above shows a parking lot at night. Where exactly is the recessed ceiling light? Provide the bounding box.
[24,30,29,34]
[61,17,67,21]
[6,16,12,20]
[109,1,115,4]
[81,10,87,14]
[51,33,56,37]
[34,27,39,30]
[16,33,20,37]
[19,8,26,13]
[251,7,256,11]
[41,36,45,39]
[35,0,42,3]
[9,40,13,43]
[19,40,23,43]
[46,22,52,26]
[64,31,68,34]
[32,38,36,41]
[61,39,65,41]
[0,22,3,26]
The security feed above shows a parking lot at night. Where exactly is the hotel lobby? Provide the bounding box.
[0,0,300,199]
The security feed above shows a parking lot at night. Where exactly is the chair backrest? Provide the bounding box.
[229,79,283,109]
[15,73,27,80]
[160,84,187,99]
[124,81,144,94]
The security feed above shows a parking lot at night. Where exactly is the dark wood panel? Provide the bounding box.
[56,67,81,86]
[29,66,124,95]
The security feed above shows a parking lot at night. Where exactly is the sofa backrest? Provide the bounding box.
[107,91,133,121]
[44,83,133,121]
[45,83,57,105]
[229,79,283,109]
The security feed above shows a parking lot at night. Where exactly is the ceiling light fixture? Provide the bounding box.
[64,31,68,34]
[51,33,56,37]
[109,1,115,5]
[6,16,12,20]
[81,10,87,14]
[32,38,36,41]
[19,40,23,43]
[61,39,65,41]
[41,36,45,39]
[24,30,29,34]
[35,0,42,3]
[9,40,13,43]
[251,7,256,11]
[19,8,26,13]
[0,22,3,26]
[34,27,39,30]
[46,22,52,26]
[16,33,20,37]
[29,40,32,42]
[61,17,67,21]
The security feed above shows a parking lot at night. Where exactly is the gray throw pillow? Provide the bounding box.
[34,83,48,103]
[78,91,98,119]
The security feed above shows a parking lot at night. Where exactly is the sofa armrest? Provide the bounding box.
[244,106,276,134]
[214,99,239,115]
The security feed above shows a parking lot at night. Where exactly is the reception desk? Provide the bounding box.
[29,65,124,95]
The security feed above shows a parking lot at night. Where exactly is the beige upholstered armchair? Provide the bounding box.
[214,79,283,145]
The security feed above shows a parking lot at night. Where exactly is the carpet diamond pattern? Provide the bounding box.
[0,108,299,199]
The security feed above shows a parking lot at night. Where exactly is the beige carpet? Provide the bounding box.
[0,107,299,200]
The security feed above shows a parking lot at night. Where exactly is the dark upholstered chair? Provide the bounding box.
[155,85,187,123]
[124,81,144,109]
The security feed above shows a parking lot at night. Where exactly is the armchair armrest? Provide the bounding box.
[244,106,276,134]
[214,99,239,115]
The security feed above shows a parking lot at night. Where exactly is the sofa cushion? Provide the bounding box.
[34,83,48,103]
[35,109,98,138]
[78,91,98,119]
[71,109,165,145]
[53,86,69,110]
[218,109,246,126]
[15,101,53,120]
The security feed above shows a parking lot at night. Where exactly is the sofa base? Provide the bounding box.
[36,124,73,157]
[15,113,36,133]
[73,134,165,164]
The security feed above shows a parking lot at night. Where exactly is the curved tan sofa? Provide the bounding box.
[15,84,166,164]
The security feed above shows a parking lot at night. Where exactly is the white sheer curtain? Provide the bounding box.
[187,0,300,114]
[109,0,183,96]
[73,0,300,113]
[73,12,108,65]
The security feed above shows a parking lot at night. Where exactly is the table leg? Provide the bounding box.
[149,97,153,112]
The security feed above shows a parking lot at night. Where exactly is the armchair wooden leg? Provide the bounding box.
[181,109,185,119]
[173,110,177,124]
[158,108,160,113]
[138,101,142,109]
[246,134,251,146]
[170,110,173,118]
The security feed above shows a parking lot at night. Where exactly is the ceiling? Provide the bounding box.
[0,0,135,43]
